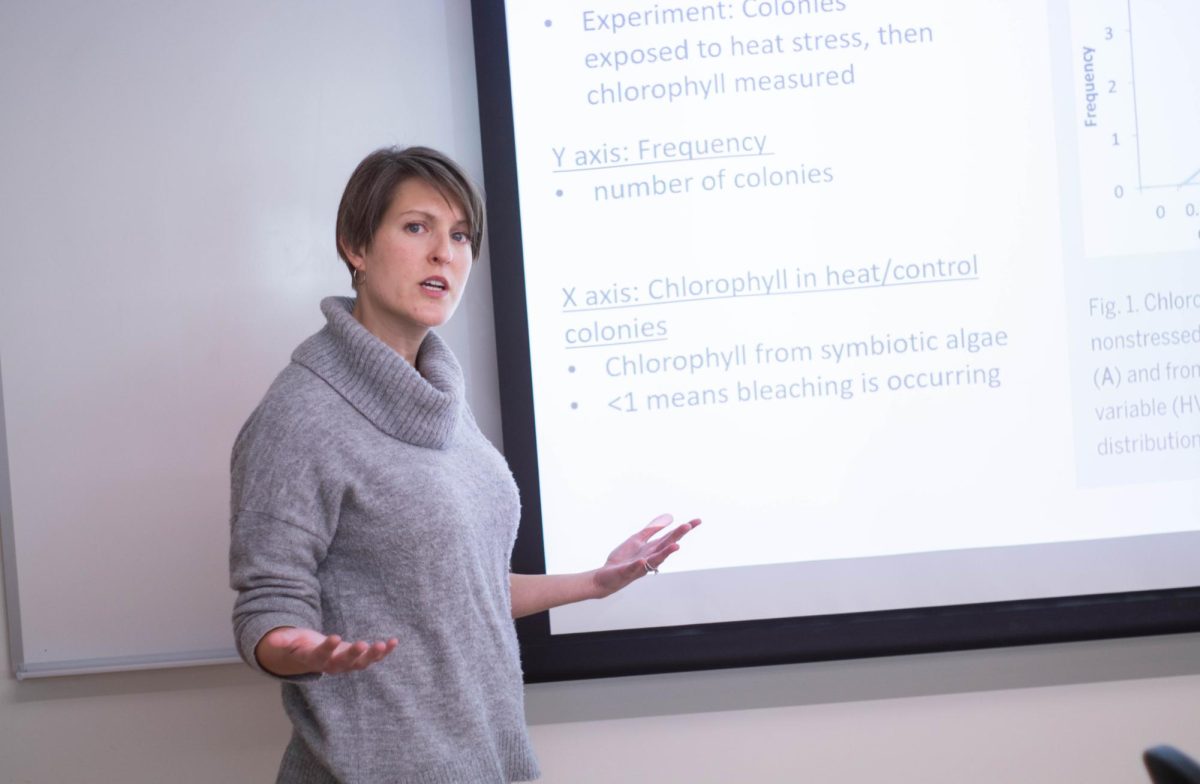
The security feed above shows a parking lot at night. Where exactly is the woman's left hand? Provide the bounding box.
[591,513,701,598]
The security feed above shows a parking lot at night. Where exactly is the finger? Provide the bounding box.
[372,638,400,662]
[668,518,700,538]
[320,639,358,673]
[638,556,665,575]
[646,519,699,552]
[359,639,397,669]
[344,640,371,667]
[328,640,370,673]
[646,543,679,570]
[644,528,686,557]
[350,641,387,671]
[374,638,400,663]
[664,520,698,544]
[307,634,342,668]
[634,513,674,543]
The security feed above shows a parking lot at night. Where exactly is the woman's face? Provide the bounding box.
[347,177,473,359]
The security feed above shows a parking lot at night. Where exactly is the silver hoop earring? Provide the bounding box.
[352,267,365,286]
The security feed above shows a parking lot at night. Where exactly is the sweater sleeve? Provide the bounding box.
[230,509,330,676]
[228,384,340,679]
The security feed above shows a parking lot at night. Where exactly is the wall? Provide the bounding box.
[1,597,1198,783]
[0,2,1197,782]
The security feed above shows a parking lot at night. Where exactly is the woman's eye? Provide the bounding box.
[404,223,425,234]
[451,231,469,244]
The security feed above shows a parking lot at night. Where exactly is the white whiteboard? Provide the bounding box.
[0,0,498,678]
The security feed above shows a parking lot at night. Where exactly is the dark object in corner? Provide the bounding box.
[1144,745,1200,784]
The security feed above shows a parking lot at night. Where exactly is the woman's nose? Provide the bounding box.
[429,235,454,265]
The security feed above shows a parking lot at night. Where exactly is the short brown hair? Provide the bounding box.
[335,146,485,282]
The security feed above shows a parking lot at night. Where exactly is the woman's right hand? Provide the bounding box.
[254,626,399,677]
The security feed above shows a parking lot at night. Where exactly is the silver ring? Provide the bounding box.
[644,562,658,575]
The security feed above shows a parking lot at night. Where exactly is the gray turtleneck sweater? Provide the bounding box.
[230,297,540,783]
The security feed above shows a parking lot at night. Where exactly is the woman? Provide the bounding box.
[230,146,698,783]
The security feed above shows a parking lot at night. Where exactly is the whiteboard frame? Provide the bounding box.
[0,356,25,676]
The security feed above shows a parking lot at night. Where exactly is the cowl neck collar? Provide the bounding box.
[291,296,463,448]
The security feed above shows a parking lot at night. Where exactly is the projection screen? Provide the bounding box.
[470,0,1200,681]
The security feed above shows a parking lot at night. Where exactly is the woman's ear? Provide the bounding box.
[340,239,362,266]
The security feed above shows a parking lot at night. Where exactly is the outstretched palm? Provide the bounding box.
[592,514,700,597]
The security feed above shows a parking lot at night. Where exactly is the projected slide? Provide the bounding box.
[498,0,1199,634]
